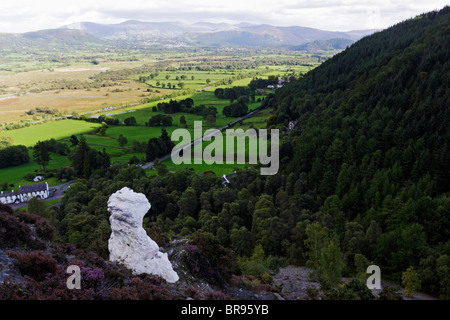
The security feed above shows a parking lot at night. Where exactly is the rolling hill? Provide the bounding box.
[290,38,355,52]
[0,29,104,50]
[61,20,375,46]
[0,20,375,49]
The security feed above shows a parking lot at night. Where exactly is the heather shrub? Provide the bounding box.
[35,218,55,241]
[15,212,40,224]
[0,212,33,247]
[185,286,202,300]
[50,244,76,263]
[0,279,25,300]
[81,267,105,290]
[15,212,55,241]
[108,276,174,300]
[204,291,229,300]
[183,244,215,280]
[8,251,57,281]
[184,231,239,286]
[102,262,133,288]
[84,251,107,269]
[22,265,99,300]
[0,203,14,214]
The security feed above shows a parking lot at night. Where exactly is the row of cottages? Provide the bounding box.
[0,182,49,205]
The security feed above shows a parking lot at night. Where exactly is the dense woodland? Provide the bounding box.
[272,7,450,295]
[1,8,449,300]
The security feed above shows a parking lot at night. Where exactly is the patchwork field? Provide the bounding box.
[0,49,318,190]
[0,120,101,146]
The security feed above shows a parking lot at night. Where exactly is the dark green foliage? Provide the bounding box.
[157,98,193,114]
[214,86,250,102]
[0,145,29,169]
[117,134,128,147]
[222,101,248,117]
[189,105,217,118]
[38,139,70,156]
[268,7,450,291]
[248,77,278,90]
[145,114,173,127]
[145,128,175,162]
[123,116,137,126]
[324,279,375,300]
[33,141,50,172]
[69,135,110,178]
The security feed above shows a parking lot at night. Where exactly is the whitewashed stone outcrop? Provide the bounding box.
[107,187,179,283]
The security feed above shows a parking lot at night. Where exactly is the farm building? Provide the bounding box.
[0,182,49,204]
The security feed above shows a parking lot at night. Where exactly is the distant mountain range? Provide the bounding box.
[0,28,103,50]
[0,20,377,50]
[61,20,376,47]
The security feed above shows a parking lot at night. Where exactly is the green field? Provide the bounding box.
[0,150,70,191]
[110,90,239,127]
[82,134,122,147]
[163,158,248,177]
[0,70,275,190]
[137,66,272,91]
[161,107,273,176]
[0,120,101,147]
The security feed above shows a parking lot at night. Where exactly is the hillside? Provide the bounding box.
[0,29,104,50]
[62,19,374,46]
[270,6,450,296]
[290,38,355,52]
[186,25,366,46]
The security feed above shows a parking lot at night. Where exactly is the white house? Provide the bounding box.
[0,182,49,204]
[288,120,297,130]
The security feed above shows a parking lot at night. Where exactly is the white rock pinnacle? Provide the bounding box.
[107,187,179,283]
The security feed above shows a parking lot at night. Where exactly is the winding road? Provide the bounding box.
[142,108,261,169]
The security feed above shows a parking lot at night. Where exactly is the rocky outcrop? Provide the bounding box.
[107,187,179,283]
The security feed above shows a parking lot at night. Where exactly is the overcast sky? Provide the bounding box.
[0,0,448,33]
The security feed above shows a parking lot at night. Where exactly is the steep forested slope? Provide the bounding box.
[271,7,450,295]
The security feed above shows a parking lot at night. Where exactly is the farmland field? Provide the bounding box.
[0,49,318,190]
[0,120,101,146]
[0,46,314,126]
